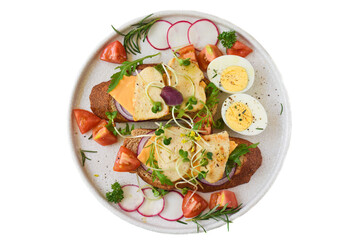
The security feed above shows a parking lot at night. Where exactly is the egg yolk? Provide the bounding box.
[225,102,253,132]
[220,66,248,92]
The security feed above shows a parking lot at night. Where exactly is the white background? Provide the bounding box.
[1,0,352,239]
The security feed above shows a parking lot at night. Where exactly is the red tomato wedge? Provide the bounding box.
[113,146,141,172]
[100,40,127,64]
[226,41,253,58]
[73,109,101,134]
[197,44,223,71]
[182,191,208,218]
[209,190,238,210]
[92,120,118,146]
[177,44,197,64]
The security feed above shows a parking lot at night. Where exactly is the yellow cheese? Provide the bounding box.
[229,141,237,153]
[137,136,156,164]
[109,75,136,115]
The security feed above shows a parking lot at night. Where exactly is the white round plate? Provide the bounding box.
[69,10,291,234]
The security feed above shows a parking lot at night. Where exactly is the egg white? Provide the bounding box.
[221,93,268,136]
[207,55,255,94]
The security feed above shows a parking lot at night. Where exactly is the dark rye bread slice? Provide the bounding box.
[123,129,262,193]
[89,64,216,122]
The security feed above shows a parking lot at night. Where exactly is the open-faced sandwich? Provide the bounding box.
[73,14,270,233]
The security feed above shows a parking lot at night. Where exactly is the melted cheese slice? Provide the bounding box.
[168,58,206,112]
[196,131,231,183]
[133,67,169,121]
[109,75,136,115]
[137,127,194,182]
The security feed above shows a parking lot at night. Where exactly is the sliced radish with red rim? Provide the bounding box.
[158,190,184,221]
[118,184,145,212]
[147,20,172,50]
[167,21,192,50]
[188,19,219,51]
[137,188,165,217]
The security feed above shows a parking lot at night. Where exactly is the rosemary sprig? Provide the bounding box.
[107,52,160,92]
[80,149,97,166]
[189,203,243,233]
[112,14,159,55]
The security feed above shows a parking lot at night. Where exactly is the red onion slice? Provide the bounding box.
[115,100,134,121]
[199,166,236,186]
[136,131,154,156]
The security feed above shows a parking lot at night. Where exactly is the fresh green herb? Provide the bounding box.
[192,82,220,131]
[256,127,263,130]
[197,170,208,180]
[187,203,243,233]
[218,30,237,49]
[200,158,208,166]
[225,143,259,179]
[80,149,97,166]
[212,69,218,79]
[179,149,190,162]
[179,149,188,158]
[88,135,93,140]
[112,14,159,55]
[154,64,165,75]
[186,96,198,110]
[177,220,188,225]
[173,51,191,66]
[105,111,118,135]
[155,128,164,136]
[163,137,172,145]
[118,123,135,135]
[146,143,173,186]
[206,152,213,160]
[181,187,189,195]
[106,182,124,203]
[151,101,163,113]
[213,118,225,129]
[107,53,161,92]
[151,187,169,197]
[280,103,283,115]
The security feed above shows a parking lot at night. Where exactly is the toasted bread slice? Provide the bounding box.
[123,129,262,193]
[89,64,217,122]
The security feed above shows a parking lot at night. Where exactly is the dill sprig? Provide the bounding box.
[188,203,243,233]
[112,14,159,55]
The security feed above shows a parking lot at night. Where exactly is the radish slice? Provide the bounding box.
[118,185,145,212]
[137,188,165,217]
[167,21,192,50]
[147,20,172,50]
[158,191,184,221]
[188,19,219,51]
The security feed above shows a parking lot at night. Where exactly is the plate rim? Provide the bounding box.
[68,9,292,234]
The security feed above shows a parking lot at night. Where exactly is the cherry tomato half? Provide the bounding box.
[73,109,101,134]
[226,41,253,58]
[182,191,208,218]
[197,44,223,71]
[209,190,238,210]
[113,146,141,172]
[100,40,127,64]
[92,120,118,146]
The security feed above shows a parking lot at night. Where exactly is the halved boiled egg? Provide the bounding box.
[221,93,267,136]
[207,55,255,93]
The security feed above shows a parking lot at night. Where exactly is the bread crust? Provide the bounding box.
[123,129,262,193]
[89,64,216,122]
